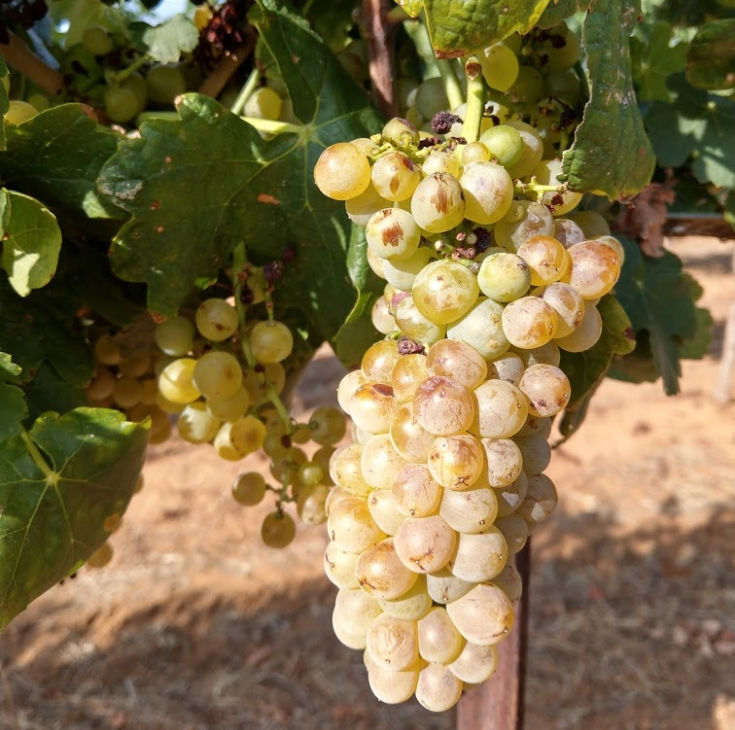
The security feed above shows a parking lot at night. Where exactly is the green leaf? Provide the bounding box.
[686,19,735,90]
[725,190,735,228]
[0,352,22,383]
[23,363,89,422]
[0,353,25,440]
[0,189,62,296]
[631,21,688,102]
[562,0,656,200]
[420,0,552,58]
[0,383,27,441]
[612,235,710,395]
[0,275,94,388]
[0,408,148,630]
[558,295,635,440]
[98,0,382,358]
[57,247,144,328]
[303,0,358,52]
[142,14,200,64]
[332,225,382,367]
[678,305,714,360]
[689,95,735,189]
[538,0,580,27]
[395,0,423,17]
[645,75,735,189]
[0,104,122,219]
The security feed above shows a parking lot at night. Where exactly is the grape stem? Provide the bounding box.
[229,66,260,116]
[0,32,64,96]
[386,6,411,24]
[107,54,150,84]
[437,59,464,111]
[515,180,563,196]
[231,243,293,435]
[197,34,255,99]
[461,56,485,144]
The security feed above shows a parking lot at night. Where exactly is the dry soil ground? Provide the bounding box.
[1,236,734,730]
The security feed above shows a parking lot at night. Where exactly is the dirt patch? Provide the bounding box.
[1,236,734,730]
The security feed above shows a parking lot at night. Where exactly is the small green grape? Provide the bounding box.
[146,64,187,105]
[155,317,195,357]
[244,86,283,120]
[82,25,113,56]
[195,299,239,342]
[309,406,347,446]
[232,472,267,505]
[261,511,296,548]
[250,321,293,364]
[104,85,139,123]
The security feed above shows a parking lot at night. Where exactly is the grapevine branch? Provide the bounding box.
[362,0,397,118]
[0,32,64,96]
[197,33,255,100]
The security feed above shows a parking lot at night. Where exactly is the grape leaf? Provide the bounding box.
[332,225,382,368]
[21,363,87,422]
[0,384,27,441]
[0,104,122,219]
[558,295,636,440]
[142,14,200,64]
[725,190,735,228]
[631,21,688,102]
[303,0,357,53]
[0,408,148,630]
[686,19,735,90]
[0,352,21,382]
[395,0,423,17]
[562,0,656,200]
[0,189,62,297]
[0,275,93,388]
[612,235,710,395]
[98,0,382,360]
[645,75,735,189]
[0,352,27,441]
[419,0,551,57]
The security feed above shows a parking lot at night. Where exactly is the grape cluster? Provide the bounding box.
[194,0,255,70]
[86,260,347,549]
[314,71,623,706]
[86,326,173,445]
[152,293,346,548]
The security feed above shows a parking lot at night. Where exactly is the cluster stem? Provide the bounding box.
[461,56,485,144]
[231,243,292,435]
